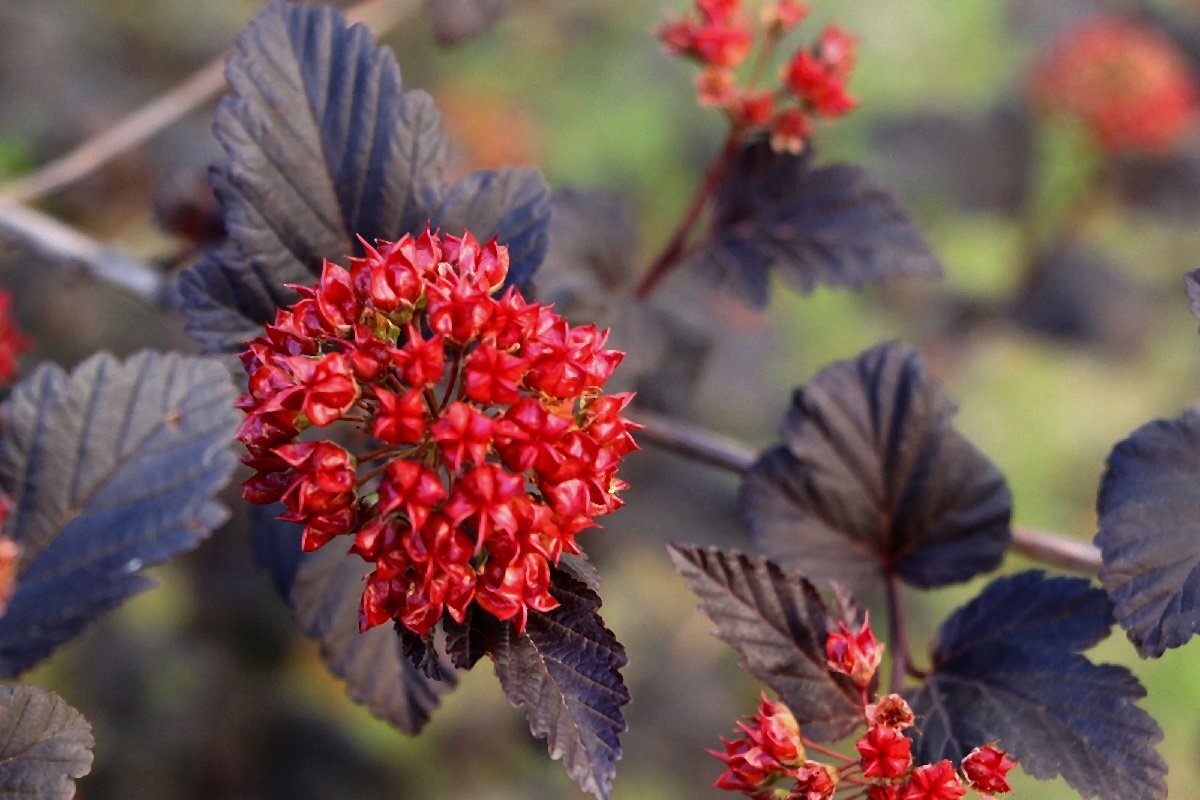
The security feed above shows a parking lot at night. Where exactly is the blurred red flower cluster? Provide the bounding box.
[658,0,858,153]
[1031,15,1198,154]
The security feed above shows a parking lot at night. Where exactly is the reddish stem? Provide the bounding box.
[634,130,743,299]
[801,737,856,763]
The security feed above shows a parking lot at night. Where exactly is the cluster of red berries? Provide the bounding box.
[1030,15,1198,154]
[236,227,637,636]
[658,0,857,153]
[0,291,29,384]
[712,615,1017,799]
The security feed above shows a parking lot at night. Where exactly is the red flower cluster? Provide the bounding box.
[713,616,1017,799]
[237,227,637,636]
[0,291,29,383]
[711,694,837,798]
[1030,15,1198,154]
[657,0,857,153]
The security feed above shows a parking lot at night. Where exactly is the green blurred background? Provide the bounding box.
[2,0,1199,797]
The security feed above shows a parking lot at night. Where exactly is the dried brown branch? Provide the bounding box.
[0,0,418,204]
[0,200,165,304]
[631,409,1104,575]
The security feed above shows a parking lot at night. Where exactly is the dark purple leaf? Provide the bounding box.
[291,545,457,735]
[178,0,549,352]
[1096,410,1200,656]
[667,545,861,735]
[0,685,93,800]
[690,140,942,308]
[443,605,503,671]
[491,569,628,800]
[254,514,456,734]
[0,352,238,676]
[1009,246,1154,357]
[430,166,549,293]
[908,571,1166,800]
[397,625,445,681]
[740,342,1011,593]
[426,0,512,45]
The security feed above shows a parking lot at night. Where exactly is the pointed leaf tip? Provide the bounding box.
[490,569,628,800]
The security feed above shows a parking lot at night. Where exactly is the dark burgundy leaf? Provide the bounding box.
[908,571,1166,800]
[178,0,549,352]
[179,0,444,352]
[430,166,550,293]
[0,352,238,676]
[690,140,942,308]
[1096,410,1200,656]
[427,0,512,45]
[1186,269,1200,322]
[254,514,456,734]
[443,606,502,671]
[491,569,628,800]
[0,685,93,800]
[1009,246,1154,356]
[740,342,1011,593]
[398,625,445,681]
[667,545,861,735]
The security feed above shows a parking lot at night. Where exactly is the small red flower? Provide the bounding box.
[866,694,915,731]
[0,291,30,383]
[753,693,804,767]
[711,694,805,794]
[856,723,913,780]
[788,760,838,799]
[960,744,1017,795]
[696,67,739,107]
[868,785,904,800]
[712,737,778,794]
[825,611,883,688]
[763,0,808,32]
[903,760,966,800]
[771,108,812,154]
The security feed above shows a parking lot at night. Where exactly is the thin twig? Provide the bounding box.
[0,200,165,304]
[1011,524,1103,573]
[0,0,417,204]
[631,409,1104,575]
[631,408,757,473]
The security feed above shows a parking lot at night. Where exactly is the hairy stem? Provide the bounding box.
[630,409,1104,574]
[634,130,743,299]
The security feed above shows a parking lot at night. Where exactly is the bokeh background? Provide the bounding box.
[2,0,1199,797]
